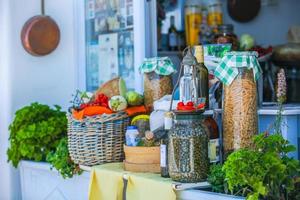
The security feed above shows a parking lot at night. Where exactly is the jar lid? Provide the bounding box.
[215,51,262,85]
[139,57,176,76]
[127,126,138,130]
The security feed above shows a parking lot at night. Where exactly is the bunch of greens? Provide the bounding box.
[47,137,82,178]
[207,164,226,193]
[7,103,67,167]
[222,133,300,200]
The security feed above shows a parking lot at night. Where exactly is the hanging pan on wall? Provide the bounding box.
[227,0,261,23]
[21,0,60,56]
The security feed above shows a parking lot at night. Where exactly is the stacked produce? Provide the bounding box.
[70,83,146,120]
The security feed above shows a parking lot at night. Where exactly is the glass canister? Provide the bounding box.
[168,113,209,183]
[185,0,202,46]
[215,52,262,157]
[140,57,176,111]
[214,24,239,51]
[207,0,223,31]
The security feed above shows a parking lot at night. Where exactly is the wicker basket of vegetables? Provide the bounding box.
[67,81,146,166]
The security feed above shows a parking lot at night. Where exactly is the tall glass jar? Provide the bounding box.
[223,68,258,157]
[168,113,209,183]
[185,0,202,46]
[207,0,223,32]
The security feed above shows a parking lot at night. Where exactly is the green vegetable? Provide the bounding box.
[125,91,144,106]
[207,164,227,193]
[119,78,127,98]
[7,103,67,167]
[223,133,300,200]
[47,137,82,179]
[240,34,255,50]
[109,95,127,112]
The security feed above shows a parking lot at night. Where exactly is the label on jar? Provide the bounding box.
[160,144,167,167]
[209,138,220,163]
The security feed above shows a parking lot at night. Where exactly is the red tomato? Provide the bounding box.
[186,101,194,106]
[197,103,205,109]
[177,102,184,107]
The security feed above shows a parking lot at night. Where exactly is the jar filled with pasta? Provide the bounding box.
[140,57,176,111]
[214,52,262,158]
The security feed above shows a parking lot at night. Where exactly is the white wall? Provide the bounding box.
[0,0,77,199]
[222,0,300,45]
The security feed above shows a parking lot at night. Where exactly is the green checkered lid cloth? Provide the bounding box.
[139,57,176,76]
[214,51,262,85]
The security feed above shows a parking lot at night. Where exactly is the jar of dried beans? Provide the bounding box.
[140,57,176,111]
[168,112,209,183]
[215,52,262,158]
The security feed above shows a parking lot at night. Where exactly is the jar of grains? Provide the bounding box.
[215,52,262,158]
[140,57,176,111]
[168,112,209,183]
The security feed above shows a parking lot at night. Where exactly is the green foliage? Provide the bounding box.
[7,103,67,167]
[222,133,300,200]
[207,164,227,193]
[46,137,82,179]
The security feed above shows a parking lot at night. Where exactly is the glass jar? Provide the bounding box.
[223,68,258,157]
[214,24,239,50]
[185,0,202,46]
[144,72,173,111]
[168,113,209,183]
[207,1,223,30]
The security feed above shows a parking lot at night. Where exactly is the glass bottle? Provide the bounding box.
[160,112,173,178]
[168,16,178,51]
[185,0,202,46]
[214,24,239,51]
[179,65,198,104]
[194,45,209,108]
[203,116,220,163]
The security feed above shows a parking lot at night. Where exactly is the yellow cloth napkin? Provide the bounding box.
[126,173,176,200]
[89,163,124,200]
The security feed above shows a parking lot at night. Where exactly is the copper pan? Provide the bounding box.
[21,0,60,56]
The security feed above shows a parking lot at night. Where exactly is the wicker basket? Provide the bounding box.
[67,112,130,166]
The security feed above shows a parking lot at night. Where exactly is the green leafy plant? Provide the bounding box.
[47,137,82,178]
[207,164,227,193]
[222,133,300,200]
[7,103,67,167]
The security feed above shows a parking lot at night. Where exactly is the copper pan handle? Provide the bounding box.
[41,0,45,15]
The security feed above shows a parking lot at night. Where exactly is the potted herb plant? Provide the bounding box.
[7,103,87,200]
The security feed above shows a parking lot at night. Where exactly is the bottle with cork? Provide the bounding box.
[194,45,209,109]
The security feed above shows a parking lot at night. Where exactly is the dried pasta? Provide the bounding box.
[223,68,258,157]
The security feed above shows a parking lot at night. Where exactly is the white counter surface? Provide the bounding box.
[207,104,300,116]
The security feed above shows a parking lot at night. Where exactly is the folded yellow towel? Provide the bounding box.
[89,164,124,200]
[89,163,176,200]
[127,173,176,200]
